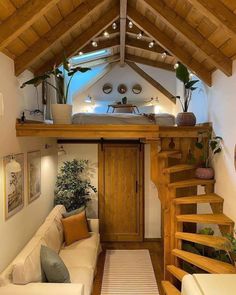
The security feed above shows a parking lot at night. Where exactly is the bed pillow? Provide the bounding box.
[40,245,70,283]
[62,206,85,218]
[62,211,90,246]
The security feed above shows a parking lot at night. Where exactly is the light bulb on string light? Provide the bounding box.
[148,41,155,48]
[103,30,110,38]
[174,62,179,70]
[78,51,83,56]
[112,22,117,30]
[137,31,143,40]
[128,21,133,29]
[161,51,167,59]
[91,40,98,47]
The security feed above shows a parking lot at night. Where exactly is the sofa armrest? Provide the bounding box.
[0,283,84,295]
[88,219,99,233]
[181,275,202,295]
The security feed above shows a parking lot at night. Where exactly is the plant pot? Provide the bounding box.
[195,167,214,179]
[176,112,196,126]
[51,104,72,124]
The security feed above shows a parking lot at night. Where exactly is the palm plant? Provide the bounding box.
[20,55,90,104]
[176,63,199,112]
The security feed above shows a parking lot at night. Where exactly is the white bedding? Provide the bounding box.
[72,113,175,126]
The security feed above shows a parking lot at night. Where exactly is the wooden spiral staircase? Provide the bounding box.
[149,128,236,295]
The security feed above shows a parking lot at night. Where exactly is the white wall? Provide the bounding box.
[189,61,236,226]
[58,143,161,238]
[73,63,176,115]
[0,53,57,272]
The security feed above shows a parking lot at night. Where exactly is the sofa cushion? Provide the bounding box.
[40,245,71,283]
[60,248,97,270]
[69,267,94,295]
[62,233,100,251]
[12,237,46,285]
[62,212,90,246]
[46,205,66,221]
[36,221,62,253]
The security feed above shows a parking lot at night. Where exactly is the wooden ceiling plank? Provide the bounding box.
[143,0,232,76]
[127,5,212,86]
[126,61,176,104]
[0,0,61,51]
[125,53,174,72]
[15,0,106,76]
[188,0,236,39]
[120,0,127,66]
[34,5,119,75]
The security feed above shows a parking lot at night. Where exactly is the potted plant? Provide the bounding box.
[21,55,90,124]
[54,159,97,212]
[195,135,222,179]
[175,63,199,126]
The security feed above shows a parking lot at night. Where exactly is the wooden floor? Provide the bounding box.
[92,241,164,295]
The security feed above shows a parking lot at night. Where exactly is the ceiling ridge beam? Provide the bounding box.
[188,0,236,39]
[126,61,176,104]
[125,54,174,72]
[127,5,212,86]
[34,5,119,75]
[15,0,106,76]
[120,0,127,66]
[0,0,61,51]
[143,0,232,76]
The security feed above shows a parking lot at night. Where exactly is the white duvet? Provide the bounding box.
[72,113,175,126]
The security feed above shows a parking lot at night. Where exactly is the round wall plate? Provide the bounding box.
[117,84,127,94]
[103,83,113,94]
[132,84,142,94]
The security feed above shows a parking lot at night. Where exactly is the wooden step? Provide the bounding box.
[168,178,215,188]
[176,213,234,226]
[163,164,195,174]
[172,249,236,274]
[175,232,231,250]
[158,150,182,159]
[174,193,223,205]
[167,265,188,281]
[161,281,180,295]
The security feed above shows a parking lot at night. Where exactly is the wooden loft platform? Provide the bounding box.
[15,120,211,140]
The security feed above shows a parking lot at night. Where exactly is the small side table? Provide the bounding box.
[106,104,140,114]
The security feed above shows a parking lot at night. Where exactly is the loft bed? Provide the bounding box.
[15,119,211,140]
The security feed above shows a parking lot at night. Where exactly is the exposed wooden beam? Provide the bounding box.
[143,0,232,76]
[35,5,119,75]
[127,6,212,86]
[15,0,106,76]
[126,35,171,56]
[188,0,236,39]
[80,37,119,55]
[125,54,174,72]
[127,61,176,104]
[0,0,60,51]
[120,0,127,66]
[76,54,120,68]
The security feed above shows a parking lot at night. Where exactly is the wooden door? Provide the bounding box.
[99,143,144,242]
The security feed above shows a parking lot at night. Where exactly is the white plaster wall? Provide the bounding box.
[73,63,176,115]
[186,61,236,227]
[0,53,57,272]
[58,144,161,238]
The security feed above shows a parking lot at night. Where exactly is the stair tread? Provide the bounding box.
[176,213,234,225]
[172,249,236,274]
[175,232,231,250]
[163,164,195,174]
[158,150,181,159]
[168,178,215,188]
[174,193,223,205]
[161,281,181,295]
[167,265,188,281]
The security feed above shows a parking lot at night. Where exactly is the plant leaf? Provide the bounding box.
[185,80,199,89]
[176,63,189,84]
[20,74,50,88]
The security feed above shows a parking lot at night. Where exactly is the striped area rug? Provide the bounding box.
[101,250,160,295]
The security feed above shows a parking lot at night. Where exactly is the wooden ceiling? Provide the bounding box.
[1,0,236,86]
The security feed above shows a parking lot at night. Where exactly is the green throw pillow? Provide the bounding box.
[40,245,71,283]
[62,206,85,218]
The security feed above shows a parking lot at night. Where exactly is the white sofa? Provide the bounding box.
[0,205,101,295]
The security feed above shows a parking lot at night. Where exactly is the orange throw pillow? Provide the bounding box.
[62,211,90,246]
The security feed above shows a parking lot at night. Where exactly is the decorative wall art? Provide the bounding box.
[4,154,24,219]
[27,150,41,203]
[117,84,127,94]
[103,83,113,94]
[132,84,142,94]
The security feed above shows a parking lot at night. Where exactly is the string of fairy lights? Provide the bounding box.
[77,19,192,73]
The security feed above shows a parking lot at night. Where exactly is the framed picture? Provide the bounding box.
[27,150,41,203]
[4,153,24,219]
